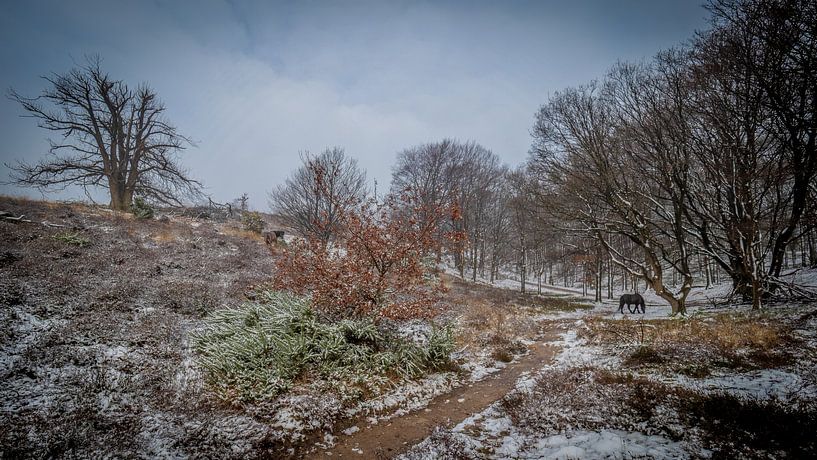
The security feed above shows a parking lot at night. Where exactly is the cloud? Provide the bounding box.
[0,0,709,209]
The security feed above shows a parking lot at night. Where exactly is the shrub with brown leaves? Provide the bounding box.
[274,193,462,321]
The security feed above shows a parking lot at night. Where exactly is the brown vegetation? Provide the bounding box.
[0,196,278,458]
[582,314,796,372]
[274,191,461,320]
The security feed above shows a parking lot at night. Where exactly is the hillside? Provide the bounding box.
[0,197,279,457]
[0,197,565,457]
[2,197,816,459]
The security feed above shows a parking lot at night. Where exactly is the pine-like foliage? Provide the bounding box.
[131,197,154,219]
[192,291,454,402]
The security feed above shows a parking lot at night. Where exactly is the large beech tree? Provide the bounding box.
[9,57,201,210]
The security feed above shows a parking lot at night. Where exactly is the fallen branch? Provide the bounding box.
[767,276,817,300]
[1,211,74,229]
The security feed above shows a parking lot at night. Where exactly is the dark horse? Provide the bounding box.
[618,293,645,314]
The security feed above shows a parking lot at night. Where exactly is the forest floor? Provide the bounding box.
[2,196,816,459]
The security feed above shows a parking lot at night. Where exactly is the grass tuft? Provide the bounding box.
[53,231,90,247]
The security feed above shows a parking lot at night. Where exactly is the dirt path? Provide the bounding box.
[305,331,562,459]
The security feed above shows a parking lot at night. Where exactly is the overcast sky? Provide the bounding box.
[0,0,710,209]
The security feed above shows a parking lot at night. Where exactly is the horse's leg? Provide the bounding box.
[618,301,624,313]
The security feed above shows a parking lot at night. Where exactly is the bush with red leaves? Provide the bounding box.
[274,194,463,321]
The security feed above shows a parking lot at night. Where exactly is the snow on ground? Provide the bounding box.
[468,267,817,321]
[402,378,706,459]
[346,371,460,422]
[441,264,585,297]
[0,306,66,375]
[459,357,506,382]
[402,291,817,459]
[663,368,817,403]
[783,266,817,289]
[549,327,622,370]
[515,429,699,459]
[401,325,695,459]
[396,320,433,346]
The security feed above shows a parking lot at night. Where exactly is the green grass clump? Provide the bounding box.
[192,291,454,402]
[53,231,90,247]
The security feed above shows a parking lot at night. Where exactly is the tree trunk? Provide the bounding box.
[800,234,807,268]
[646,266,689,315]
[471,244,478,282]
[729,256,755,302]
[596,254,603,302]
[479,239,486,277]
[809,229,817,267]
[108,177,131,211]
[607,255,613,300]
[624,266,629,292]
[704,255,712,289]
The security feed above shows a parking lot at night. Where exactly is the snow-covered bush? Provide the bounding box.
[192,291,454,402]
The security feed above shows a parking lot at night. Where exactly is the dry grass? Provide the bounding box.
[445,275,588,350]
[454,299,531,358]
[151,227,184,244]
[0,197,282,458]
[219,224,266,243]
[442,275,592,365]
[657,314,783,351]
[0,194,67,209]
[583,313,796,372]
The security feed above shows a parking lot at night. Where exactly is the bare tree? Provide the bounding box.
[8,57,202,210]
[707,0,817,292]
[391,139,506,279]
[269,147,366,243]
[236,193,250,211]
[604,57,698,312]
[391,139,462,260]
[521,0,816,310]
[530,81,695,314]
[506,168,537,293]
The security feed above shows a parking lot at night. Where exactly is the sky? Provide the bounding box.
[0,0,710,209]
